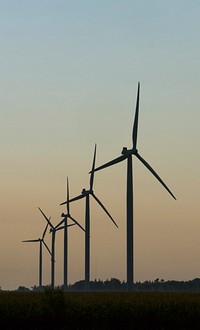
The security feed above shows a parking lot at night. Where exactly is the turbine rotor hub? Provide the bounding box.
[132,148,138,155]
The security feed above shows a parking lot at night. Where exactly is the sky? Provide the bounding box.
[0,0,200,290]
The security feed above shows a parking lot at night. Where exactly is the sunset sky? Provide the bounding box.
[0,1,200,290]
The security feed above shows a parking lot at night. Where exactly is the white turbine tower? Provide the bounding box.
[55,177,85,291]
[61,144,118,291]
[93,83,176,290]
[38,207,75,289]
[22,223,51,289]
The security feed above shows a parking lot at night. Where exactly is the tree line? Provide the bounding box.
[13,277,200,292]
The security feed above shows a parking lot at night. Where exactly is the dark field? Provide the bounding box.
[1,290,200,329]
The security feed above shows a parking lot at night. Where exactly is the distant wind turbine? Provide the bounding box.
[22,223,51,290]
[61,144,118,291]
[92,83,176,290]
[55,177,85,291]
[38,207,75,289]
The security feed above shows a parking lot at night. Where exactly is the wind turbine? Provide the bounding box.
[55,177,85,291]
[61,144,118,291]
[22,223,51,290]
[92,83,176,290]
[38,207,75,289]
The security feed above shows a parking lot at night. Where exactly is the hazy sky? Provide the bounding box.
[0,1,200,290]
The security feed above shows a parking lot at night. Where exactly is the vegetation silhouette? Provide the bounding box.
[1,286,200,329]
[26,277,200,293]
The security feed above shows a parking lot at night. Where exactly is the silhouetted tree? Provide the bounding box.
[17,286,30,292]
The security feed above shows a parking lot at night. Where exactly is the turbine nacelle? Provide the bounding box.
[61,212,69,218]
[121,147,138,155]
[82,188,92,195]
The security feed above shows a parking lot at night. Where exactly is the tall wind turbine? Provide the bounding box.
[61,144,118,291]
[55,177,85,291]
[92,83,176,290]
[38,207,74,289]
[22,223,51,290]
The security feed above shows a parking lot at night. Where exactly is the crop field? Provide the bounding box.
[1,290,200,329]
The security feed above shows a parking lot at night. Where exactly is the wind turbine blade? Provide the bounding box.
[54,218,65,230]
[54,222,75,231]
[69,215,85,232]
[91,193,118,228]
[136,153,176,200]
[67,177,70,214]
[22,239,40,243]
[38,207,54,229]
[55,225,65,232]
[42,223,49,240]
[91,153,127,173]
[132,82,140,148]
[38,207,49,221]
[67,223,76,228]
[90,144,97,190]
[43,241,52,255]
[60,193,85,205]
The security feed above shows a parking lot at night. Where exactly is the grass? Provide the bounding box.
[0,290,200,328]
